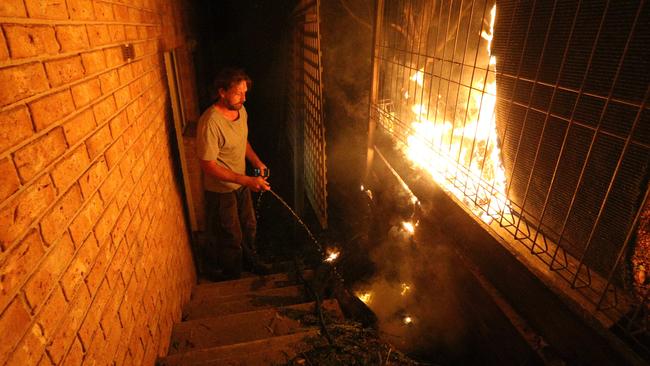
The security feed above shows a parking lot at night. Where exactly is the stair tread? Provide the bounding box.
[169,299,343,354]
[183,285,309,320]
[158,328,320,366]
[192,270,313,300]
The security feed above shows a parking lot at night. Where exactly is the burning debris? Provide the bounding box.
[284,318,425,366]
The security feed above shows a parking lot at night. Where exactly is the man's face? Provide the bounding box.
[220,81,248,110]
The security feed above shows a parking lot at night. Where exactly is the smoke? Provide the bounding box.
[351,172,477,363]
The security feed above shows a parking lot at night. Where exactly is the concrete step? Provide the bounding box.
[169,299,343,355]
[191,270,313,300]
[183,285,309,320]
[157,329,320,366]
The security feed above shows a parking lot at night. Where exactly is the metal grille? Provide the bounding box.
[369,0,650,357]
[288,0,328,228]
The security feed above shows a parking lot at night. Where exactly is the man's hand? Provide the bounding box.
[242,176,270,192]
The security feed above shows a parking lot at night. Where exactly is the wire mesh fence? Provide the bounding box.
[369,0,650,357]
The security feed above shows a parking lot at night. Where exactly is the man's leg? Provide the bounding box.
[211,190,244,279]
[237,187,269,273]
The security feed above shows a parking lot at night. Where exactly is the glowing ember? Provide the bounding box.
[402,5,509,224]
[324,249,340,263]
[403,315,413,325]
[356,291,373,304]
[360,185,365,191]
[400,283,411,296]
[402,221,415,234]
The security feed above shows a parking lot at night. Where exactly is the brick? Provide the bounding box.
[37,353,54,366]
[55,25,89,52]
[85,240,111,294]
[93,95,117,123]
[86,124,112,158]
[0,230,45,315]
[0,0,27,17]
[81,50,106,74]
[125,25,138,41]
[45,56,86,87]
[0,298,31,365]
[24,0,69,19]
[24,235,73,309]
[39,185,83,244]
[8,322,47,365]
[0,175,56,249]
[99,69,119,93]
[87,25,111,47]
[79,158,108,198]
[99,166,121,202]
[0,106,33,154]
[128,7,142,23]
[63,109,96,145]
[0,29,9,61]
[114,86,131,109]
[0,158,20,202]
[3,25,60,59]
[79,280,110,347]
[13,127,67,182]
[29,89,75,131]
[113,4,128,22]
[109,24,126,42]
[94,1,114,20]
[68,193,103,245]
[62,337,84,366]
[51,146,90,190]
[118,64,133,84]
[104,46,123,68]
[47,286,90,363]
[0,62,49,107]
[104,137,124,169]
[71,78,101,108]
[95,201,119,243]
[34,285,67,340]
[67,0,94,20]
[108,111,129,137]
[60,234,98,298]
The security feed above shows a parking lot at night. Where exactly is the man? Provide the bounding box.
[197,68,270,279]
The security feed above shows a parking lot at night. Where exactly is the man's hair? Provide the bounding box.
[212,68,252,98]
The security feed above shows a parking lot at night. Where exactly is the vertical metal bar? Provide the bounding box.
[542,0,611,270]
[458,0,490,196]
[569,1,646,287]
[431,0,454,149]
[416,0,438,152]
[364,0,385,184]
[510,0,559,245]
[524,0,583,255]
[597,150,650,310]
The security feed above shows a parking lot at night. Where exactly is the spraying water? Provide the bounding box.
[258,189,323,254]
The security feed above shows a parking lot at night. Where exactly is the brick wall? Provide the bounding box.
[0,0,196,365]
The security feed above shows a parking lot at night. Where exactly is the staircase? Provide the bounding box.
[157,267,344,366]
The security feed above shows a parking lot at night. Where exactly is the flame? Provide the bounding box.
[403,315,413,325]
[400,283,411,296]
[324,248,340,263]
[402,221,415,234]
[356,291,373,304]
[403,4,509,223]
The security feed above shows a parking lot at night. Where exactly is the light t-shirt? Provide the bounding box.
[196,105,248,192]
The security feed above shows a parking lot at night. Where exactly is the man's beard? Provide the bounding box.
[226,103,242,111]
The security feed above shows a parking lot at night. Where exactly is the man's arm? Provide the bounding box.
[199,160,269,192]
[245,141,266,170]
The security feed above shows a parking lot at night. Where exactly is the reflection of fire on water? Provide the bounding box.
[400,5,510,224]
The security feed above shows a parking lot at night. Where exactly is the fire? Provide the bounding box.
[403,4,509,223]
[356,291,373,304]
[400,283,411,296]
[402,221,415,234]
[403,315,413,325]
[324,248,340,263]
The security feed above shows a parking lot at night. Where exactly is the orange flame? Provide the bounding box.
[404,4,509,223]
